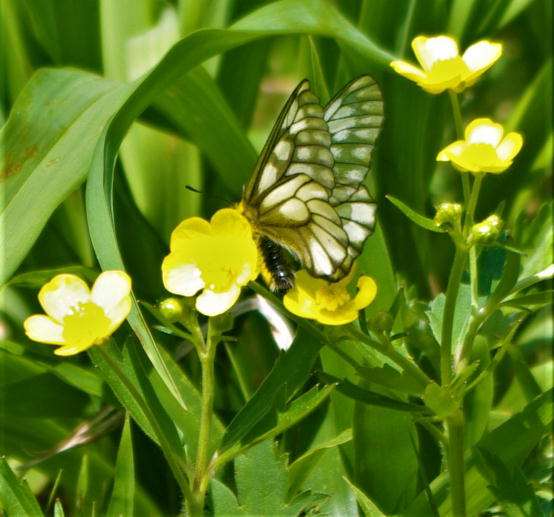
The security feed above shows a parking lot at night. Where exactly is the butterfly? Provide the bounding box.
[238,76,384,294]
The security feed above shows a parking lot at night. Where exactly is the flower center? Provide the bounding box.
[62,302,111,349]
[315,284,350,311]
[462,143,498,166]
[428,57,469,83]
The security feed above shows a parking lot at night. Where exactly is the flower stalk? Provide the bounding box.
[466,173,483,309]
[446,412,467,517]
[184,316,221,516]
[448,92,470,203]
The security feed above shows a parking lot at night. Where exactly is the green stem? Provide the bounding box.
[466,173,483,310]
[465,173,482,227]
[448,91,470,204]
[440,247,467,384]
[190,319,220,516]
[446,413,466,517]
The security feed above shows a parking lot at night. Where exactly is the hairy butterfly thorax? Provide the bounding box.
[238,76,384,293]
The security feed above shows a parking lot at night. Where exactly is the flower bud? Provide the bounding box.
[158,297,184,322]
[468,214,503,245]
[434,202,462,229]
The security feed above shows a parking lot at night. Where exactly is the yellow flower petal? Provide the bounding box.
[412,35,459,71]
[462,40,502,73]
[437,141,465,161]
[390,60,426,81]
[496,132,523,161]
[465,118,504,146]
[24,315,65,345]
[55,344,92,356]
[162,208,259,315]
[38,274,90,322]
[353,276,378,309]
[211,208,253,238]
[315,307,359,326]
[283,270,377,326]
[91,271,132,321]
[169,217,211,252]
[196,285,240,317]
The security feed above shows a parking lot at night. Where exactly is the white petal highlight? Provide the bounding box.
[164,264,205,297]
[91,271,131,315]
[196,286,240,317]
[462,41,502,72]
[24,315,65,344]
[496,133,523,160]
[467,121,503,146]
[413,36,459,70]
[105,297,132,333]
[38,274,90,322]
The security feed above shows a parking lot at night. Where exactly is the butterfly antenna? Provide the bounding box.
[185,185,233,204]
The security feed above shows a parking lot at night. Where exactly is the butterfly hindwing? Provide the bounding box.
[241,76,383,281]
[325,76,384,280]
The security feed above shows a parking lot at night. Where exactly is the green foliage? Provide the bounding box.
[0,0,551,515]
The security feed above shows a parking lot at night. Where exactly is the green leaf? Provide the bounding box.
[53,499,65,517]
[0,69,132,284]
[88,344,158,444]
[220,329,324,451]
[406,389,553,515]
[423,383,458,419]
[208,478,242,515]
[357,364,425,395]
[288,428,353,494]
[2,265,97,289]
[126,335,224,462]
[0,348,90,418]
[74,453,91,515]
[501,290,554,308]
[321,372,424,411]
[236,440,289,514]
[246,384,334,448]
[0,458,43,516]
[427,282,471,351]
[386,195,446,233]
[343,476,386,516]
[475,448,544,516]
[360,221,398,317]
[295,402,357,515]
[354,397,419,513]
[219,384,334,470]
[234,440,323,516]
[517,202,553,280]
[20,0,101,70]
[107,415,135,517]
[463,337,494,447]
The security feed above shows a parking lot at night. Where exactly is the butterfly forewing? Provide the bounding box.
[241,75,383,281]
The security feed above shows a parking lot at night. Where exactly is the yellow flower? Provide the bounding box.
[24,271,132,356]
[283,270,377,326]
[162,208,258,317]
[391,35,502,93]
[437,118,523,173]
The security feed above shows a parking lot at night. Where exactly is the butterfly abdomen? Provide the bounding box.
[259,237,294,295]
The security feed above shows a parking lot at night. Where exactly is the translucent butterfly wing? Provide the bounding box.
[325,76,384,279]
[242,80,350,278]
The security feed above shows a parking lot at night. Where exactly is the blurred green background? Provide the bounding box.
[0,0,552,515]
